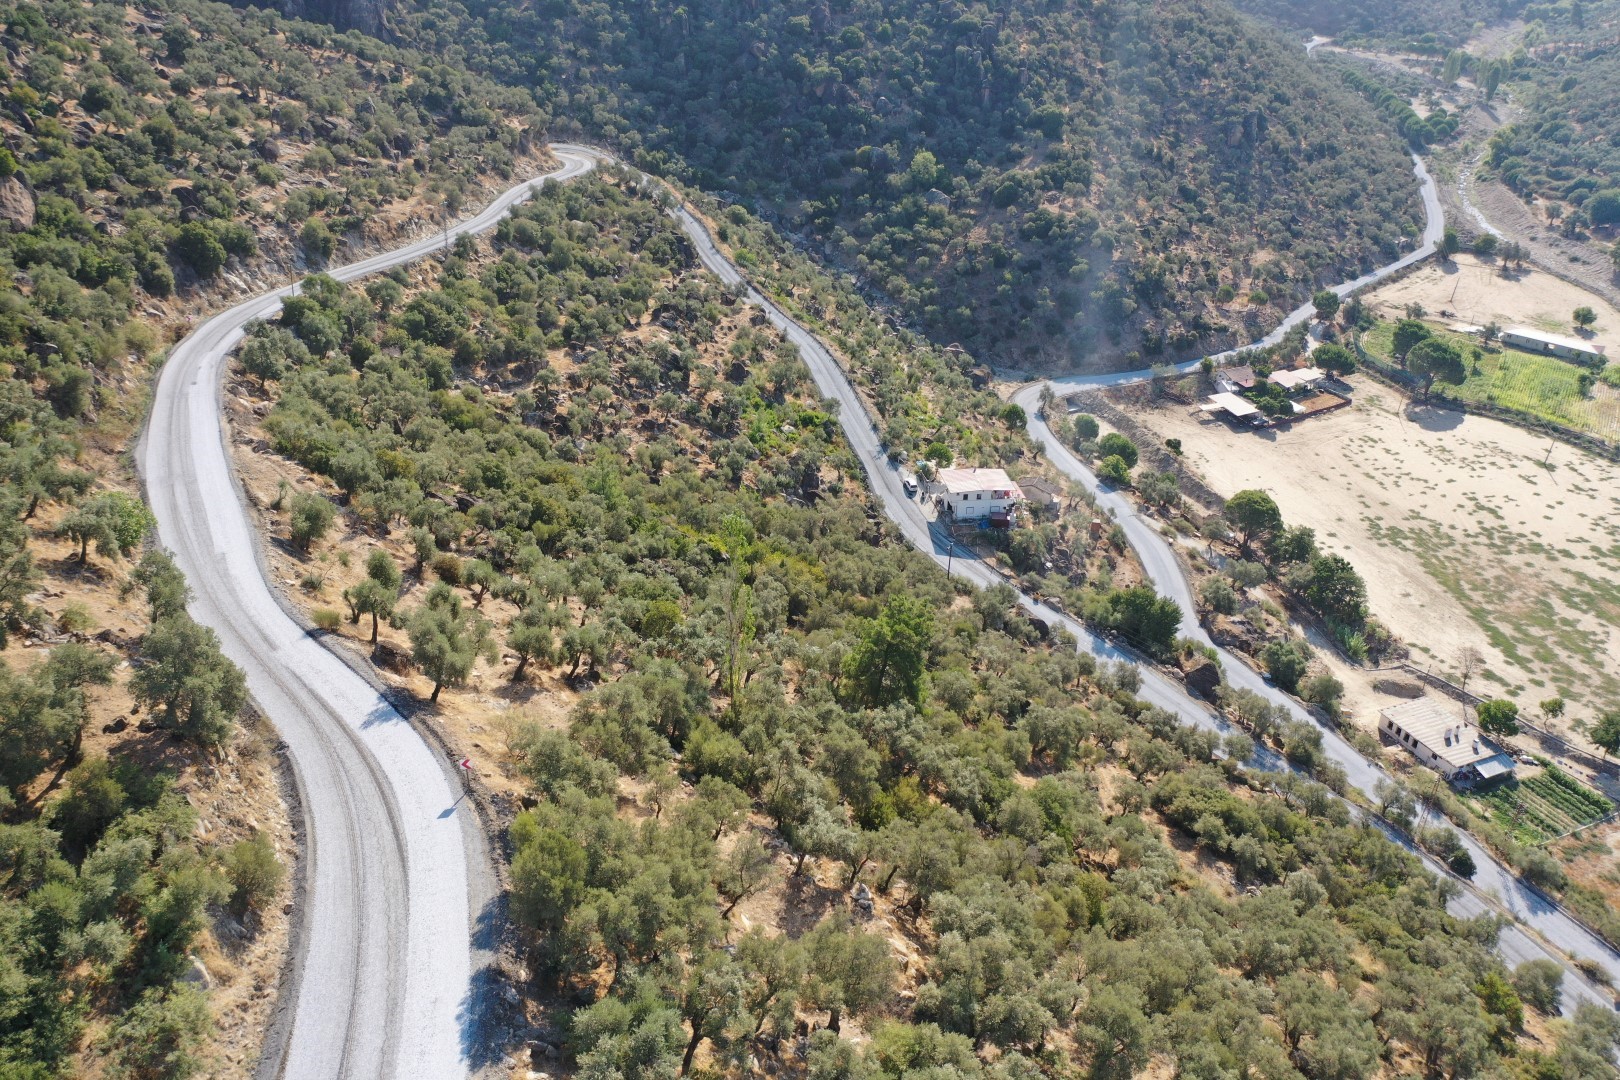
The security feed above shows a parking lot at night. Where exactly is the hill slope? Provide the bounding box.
[394,0,1428,371]
[1230,0,1523,44]
[0,0,547,1072]
[232,169,1620,1080]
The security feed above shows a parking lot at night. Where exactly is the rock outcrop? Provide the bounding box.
[0,175,35,231]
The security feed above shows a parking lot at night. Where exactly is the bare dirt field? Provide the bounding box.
[1120,381,1620,740]
[1363,253,1620,355]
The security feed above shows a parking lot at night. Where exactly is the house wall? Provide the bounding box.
[948,491,1018,520]
[1501,332,1602,365]
[1379,715,1460,780]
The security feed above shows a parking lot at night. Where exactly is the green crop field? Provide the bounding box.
[1359,322,1620,441]
[1464,765,1613,845]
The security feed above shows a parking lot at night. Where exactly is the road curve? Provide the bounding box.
[138,149,598,1079]
[1004,160,1620,1004]
[648,155,1620,1014]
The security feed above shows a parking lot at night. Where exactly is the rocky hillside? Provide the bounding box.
[1231,0,1524,44]
[389,0,1428,372]
[1,0,551,1072]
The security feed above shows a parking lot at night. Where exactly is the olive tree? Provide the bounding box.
[407,583,496,702]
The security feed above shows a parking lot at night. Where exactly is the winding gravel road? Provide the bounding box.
[661,154,1620,1013]
[1003,159,1620,1006]
[139,149,597,1079]
[139,131,1610,1079]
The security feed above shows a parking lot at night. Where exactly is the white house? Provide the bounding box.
[1501,326,1606,366]
[931,468,1024,524]
[1268,366,1327,392]
[1379,697,1515,786]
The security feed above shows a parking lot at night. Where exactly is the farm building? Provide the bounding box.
[930,468,1024,525]
[1200,391,1265,424]
[1379,697,1516,786]
[1268,366,1327,392]
[1500,326,1606,366]
[1018,476,1064,517]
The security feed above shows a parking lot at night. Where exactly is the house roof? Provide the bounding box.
[1201,392,1259,418]
[1269,366,1326,390]
[1503,325,1605,356]
[934,468,1023,497]
[1218,365,1257,388]
[1018,476,1063,503]
[1381,697,1509,771]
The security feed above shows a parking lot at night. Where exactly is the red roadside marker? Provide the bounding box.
[458,757,472,771]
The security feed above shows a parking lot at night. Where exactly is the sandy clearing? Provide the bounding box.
[1364,253,1620,357]
[1120,379,1620,734]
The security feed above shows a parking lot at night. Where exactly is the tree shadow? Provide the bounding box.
[358,699,406,729]
[776,871,848,940]
[458,895,513,1072]
[1402,402,1465,431]
[39,554,114,582]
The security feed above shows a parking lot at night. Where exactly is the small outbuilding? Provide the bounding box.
[1018,476,1064,517]
[1201,391,1264,424]
[1216,364,1258,391]
[1379,697,1516,786]
[1500,326,1606,366]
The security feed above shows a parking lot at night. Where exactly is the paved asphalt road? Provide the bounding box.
[662,154,1620,1014]
[139,150,597,1079]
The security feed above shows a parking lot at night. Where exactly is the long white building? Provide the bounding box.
[1380,697,1515,786]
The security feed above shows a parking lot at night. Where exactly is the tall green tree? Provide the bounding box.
[1301,554,1368,625]
[842,595,935,708]
[131,617,248,749]
[1407,338,1467,402]
[507,603,561,681]
[407,583,495,702]
[56,492,154,564]
[1312,290,1341,322]
[1225,489,1283,556]
[288,492,336,553]
[1392,319,1432,362]
[343,550,401,643]
[132,550,191,623]
[1476,699,1520,736]
[802,913,895,1033]
[0,645,115,793]
[1589,709,1620,758]
[0,503,40,646]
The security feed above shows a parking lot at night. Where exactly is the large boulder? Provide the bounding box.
[1184,659,1222,703]
[0,176,35,231]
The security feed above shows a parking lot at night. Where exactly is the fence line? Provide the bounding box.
[1349,335,1620,462]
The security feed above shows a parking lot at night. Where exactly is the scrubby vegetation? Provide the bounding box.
[389,0,1427,369]
[232,163,1620,1078]
[1232,0,1524,46]
[1485,0,1620,224]
[1,0,546,452]
[1,0,550,1069]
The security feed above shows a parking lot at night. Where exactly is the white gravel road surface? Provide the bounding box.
[139,150,597,1079]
